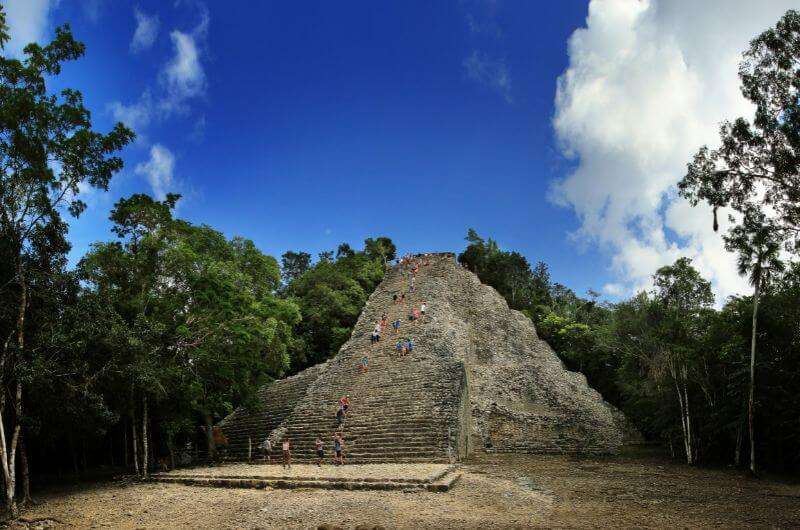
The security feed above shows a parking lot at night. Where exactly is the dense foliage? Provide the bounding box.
[282,238,392,371]
[0,10,133,512]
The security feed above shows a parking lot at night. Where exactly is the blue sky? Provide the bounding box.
[5,0,792,302]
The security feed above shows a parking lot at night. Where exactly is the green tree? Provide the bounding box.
[651,257,714,464]
[0,10,132,511]
[723,208,785,474]
[164,222,299,459]
[280,251,311,284]
[81,195,300,466]
[679,11,799,244]
[336,243,354,259]
[678,9,799,472]
[285,240,387,370]
[364,236,397,263]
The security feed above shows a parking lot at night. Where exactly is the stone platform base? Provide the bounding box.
[150,463,461,492]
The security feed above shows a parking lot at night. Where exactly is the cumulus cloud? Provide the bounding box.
[463,50,512,103]
[135,144,175,200]
[1,0,54,58]
[130,7,159,53]
[552,0,796,303]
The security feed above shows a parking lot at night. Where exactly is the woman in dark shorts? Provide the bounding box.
[333,432,345,465]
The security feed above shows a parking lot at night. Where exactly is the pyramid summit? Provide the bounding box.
[220,253,635,462]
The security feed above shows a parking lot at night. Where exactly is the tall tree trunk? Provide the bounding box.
[0,259,28,514]
[682,364,693,464]
[670,358,692,464]
[204,414,216,462]
[131,407,140,476]
[675,379,692,464]
[0,406,17,515]
[141,395,149,478]
[19,435,30,506]
[748,273,760,475]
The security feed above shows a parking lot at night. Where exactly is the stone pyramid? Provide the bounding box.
[220,253,634,462]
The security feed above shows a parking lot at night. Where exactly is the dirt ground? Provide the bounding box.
[12,450,800,529]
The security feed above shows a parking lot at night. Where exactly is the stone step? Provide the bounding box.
[153,466,456,485]
[280,436,446,447]
[150,470,460,491]
[290,411,454,421]
[283,425,445,436]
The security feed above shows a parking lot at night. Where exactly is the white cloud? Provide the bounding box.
[1,0,54,58]
[162,30,205,108]
[135,144,175,200]
[161,5,209,112]
[552,0,796,303]
[130,7,159,53]
[602,283,624,297]
[109,3,208,136]
[463,50,512,103]
[107,90,154,133]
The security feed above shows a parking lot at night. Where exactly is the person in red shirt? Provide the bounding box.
[339,395,350,417]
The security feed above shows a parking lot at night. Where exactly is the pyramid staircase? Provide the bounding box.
[218,362,326,460]
[220,254,467,464]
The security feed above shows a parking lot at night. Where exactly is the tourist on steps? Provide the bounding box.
[359,354,369,373]
[258,438,272,464]
[339,395,351,417]
[395,339,404,355]
[282,439,292,470]
[392,319,401,333]
[370,322,381,345]
[336,406,344,427]
[406,338,414,354]
[420,301,427,317]
[316,436,325,467]
[333,433,345,465]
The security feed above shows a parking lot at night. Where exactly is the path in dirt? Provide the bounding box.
[12,451,800,529]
